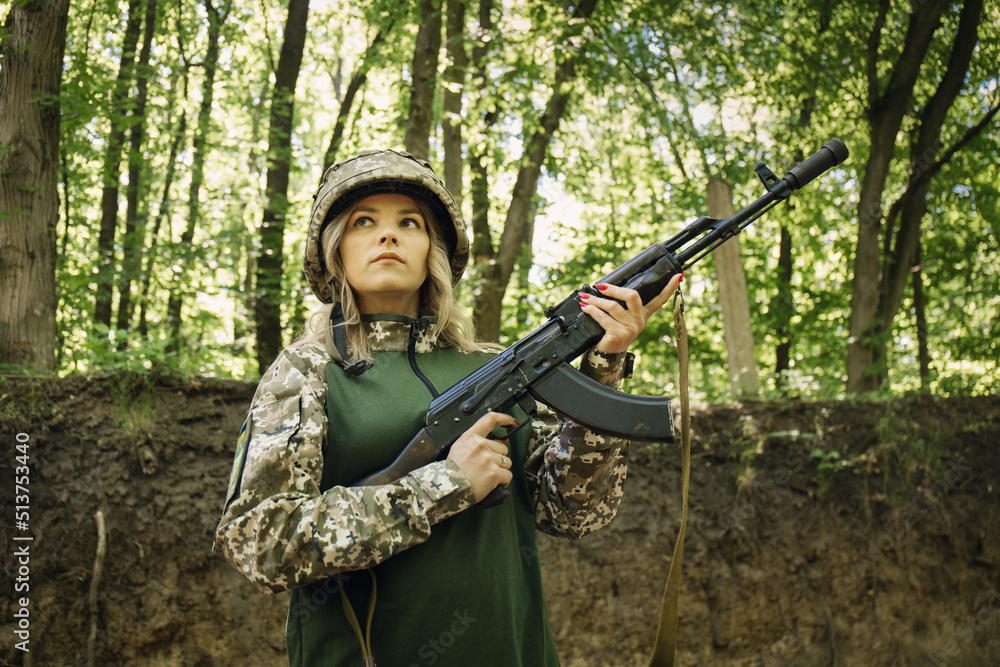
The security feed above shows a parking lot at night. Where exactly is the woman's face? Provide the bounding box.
[338,192,431,317]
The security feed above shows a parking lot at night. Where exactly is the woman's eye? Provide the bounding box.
[353,216,373,227]
[401,218,421,229]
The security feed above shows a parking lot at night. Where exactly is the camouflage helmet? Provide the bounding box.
[304,149,469,304]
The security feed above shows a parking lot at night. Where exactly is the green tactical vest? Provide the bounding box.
[286,316,560,667]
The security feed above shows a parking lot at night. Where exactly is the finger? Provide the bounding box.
[584,295,647,340]
[469,411,519,438]
[579,297,640,338]
[582,291,645,332]
[485,439,509,457]
[594,283,645,313]
[585,306,639,355]
[580,290,636,322]
[579,298,621,331]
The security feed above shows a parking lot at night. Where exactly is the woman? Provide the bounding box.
[215,149,680,666]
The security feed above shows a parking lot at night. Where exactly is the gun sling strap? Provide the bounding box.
[648,287,691,667]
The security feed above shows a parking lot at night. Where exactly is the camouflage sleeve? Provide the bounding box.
[524,348,631,539]
[213,343,476,595]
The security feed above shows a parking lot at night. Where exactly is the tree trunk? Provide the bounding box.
[322,22,391,171]
[94,0,143,330]
[707,177,759,397]
[773,74,819,391]
[912,241,930,392]
[254,0,310,375]
[774,224,793,388]
[404,0,442,160]
[872,0,985,375]
[236,231,255,347]
[474,0,599,341]
[442,0,467,203]
[141,28,192,339]
[468,0,495,326]
[469,0,499,330]
[137,109,186,339]
[515,206,535,326]
[845,0,949,393]
[237,72,271,346]
[165,0,226,352]
[0,0,70,371]
[116,0,157,344]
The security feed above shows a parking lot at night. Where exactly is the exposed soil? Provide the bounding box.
[2,374,998,666]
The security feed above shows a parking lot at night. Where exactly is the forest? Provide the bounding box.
[1,0,998,399]
[2,2,1000,665]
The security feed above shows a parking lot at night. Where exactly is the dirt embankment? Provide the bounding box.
[2,374,998,666]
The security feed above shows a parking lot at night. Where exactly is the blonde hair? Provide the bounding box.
[296,199,496,361]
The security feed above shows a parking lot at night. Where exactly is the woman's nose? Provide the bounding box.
[379,229,399,245]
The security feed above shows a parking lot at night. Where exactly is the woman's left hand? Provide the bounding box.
[578,273,683,355]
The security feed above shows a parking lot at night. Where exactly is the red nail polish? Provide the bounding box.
[596,284,609,291]
[578,291,590,300]
[679,272,685,283]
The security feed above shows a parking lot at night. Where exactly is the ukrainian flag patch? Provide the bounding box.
[225,417,251,508]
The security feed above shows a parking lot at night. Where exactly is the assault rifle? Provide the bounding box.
[354,138,848,505]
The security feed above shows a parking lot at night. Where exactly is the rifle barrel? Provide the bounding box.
[673,138,849,268]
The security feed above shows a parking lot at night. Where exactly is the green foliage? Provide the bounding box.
[110,369,156,435]
[34,0,998,397]
[874,402,947,481]
[809,447,853,495]
[0,377,44,428]
[77,324,176,375]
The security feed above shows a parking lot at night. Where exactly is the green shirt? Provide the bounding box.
[288,326,558,666]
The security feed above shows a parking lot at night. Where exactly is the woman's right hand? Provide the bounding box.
[446,412,518,503]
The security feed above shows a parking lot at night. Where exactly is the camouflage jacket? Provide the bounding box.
[214,317,631,595]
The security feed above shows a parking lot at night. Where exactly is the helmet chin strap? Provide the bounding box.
[325,303,373,376]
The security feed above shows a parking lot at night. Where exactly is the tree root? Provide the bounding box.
[87,510,107,667]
